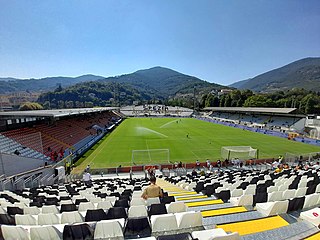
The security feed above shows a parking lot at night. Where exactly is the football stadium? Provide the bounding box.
[1,1,320,239]
[1,106,320,239]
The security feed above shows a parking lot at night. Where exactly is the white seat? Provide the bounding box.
[230,194,253,206]
[60,200,73,205]
[231,189,243,197]
[282,189,296,200]
[15,214,37,225]
[175,211,203,229]
[130,198,146,206]
[30,225,62,240]
[97,200,113,210]
[78,202,95,211]
[0,206,6,214]
[105,196,117,204]
[303,194,320,209]
[192,228,240,240]
[211,232,241,240]
[256,200,289,216]
[278,184,289,191]
[295,187,308,198]
[23,206,40,215]
[1,225,30,240]
[298,180,308,188]
[315,184,320,193]
[267,186,278,193]
[192,228,228,240]
[300,207,320,226]
[268,191,283,202]
[128,205,148,218]
[94,219,124,240]
[146,197,160,206]
[151,213,178,233]
[61,211,83,224]
[41,205,59,214]
[38,213,60,225]
[167,202,187,213]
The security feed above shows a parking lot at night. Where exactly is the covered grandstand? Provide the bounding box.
[0,107,121,177]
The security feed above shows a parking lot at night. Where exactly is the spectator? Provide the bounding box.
[83,171,92,186]
[178,161,182,168]
[217,159,221,169]
[191,168,197,176]
[272,160,278,170]
[141,176,163,200]
[206,159,210,168]
[14,149,20,156]
[196,160,200,170]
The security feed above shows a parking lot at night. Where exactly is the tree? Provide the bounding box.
[19,102,43,111]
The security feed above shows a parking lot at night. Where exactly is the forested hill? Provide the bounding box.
[230,57,320,92]
[37,67,226,108]
[0,75,104,94]
[100,66,224,97]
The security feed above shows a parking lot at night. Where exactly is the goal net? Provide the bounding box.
[221,146,257,160]
[132,149,170,166]
[285,152,320,164]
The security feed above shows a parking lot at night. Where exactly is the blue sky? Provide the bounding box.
[0,0,319,85]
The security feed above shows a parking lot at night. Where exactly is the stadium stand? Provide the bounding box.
[0,109,120,162]
[0,163,319,239]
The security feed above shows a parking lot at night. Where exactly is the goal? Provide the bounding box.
[131,149,170,166]
[221,146,258,160]
[285,152,320,164]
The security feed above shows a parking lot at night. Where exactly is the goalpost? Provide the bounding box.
[131,149,170,166]
[285,152,320,165]
[221,146,258,160]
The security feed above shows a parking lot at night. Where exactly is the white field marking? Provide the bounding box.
[86,129,117,166]
[145,140,152,162]
[191,150,201,159]
[136,126,168,138]
[159,119,179,128]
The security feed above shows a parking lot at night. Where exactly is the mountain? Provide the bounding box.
[0,74,104,94]
[100,66,223,97]
[38,67,226,108]
[229,78,251,89]
[230,57,320,92]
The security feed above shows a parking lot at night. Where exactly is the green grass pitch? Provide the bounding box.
[77,117,320,170]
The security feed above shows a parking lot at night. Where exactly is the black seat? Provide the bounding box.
[60,204,77,213]
[214,190,231,203]
[114,199,129,208]
[287,197,305,212]
[157,232,194,240]
[75,199,89,205]
[30,201,43,207]
[253,192,268,206]
[62,223,94,240]
[97,193,107,198]
[60,196,71,201]
[109,192,120,198]
[124,217,151,238]
[119,195,131,201]
[194,182,204,193]
[306,184,317,195]
[0,213,15,225]
[85,209,108,222]
[45,200,59,206]
[148,203,167,217]
[106,207,127,220]
[7,206,23,216]
[161,196,175,204]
